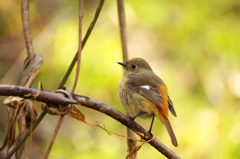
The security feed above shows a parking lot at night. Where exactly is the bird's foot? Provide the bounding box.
[128,116,136,129]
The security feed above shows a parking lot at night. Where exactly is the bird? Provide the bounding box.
[118,57,178,147]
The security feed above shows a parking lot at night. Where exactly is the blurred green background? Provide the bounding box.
[1,0,240,158]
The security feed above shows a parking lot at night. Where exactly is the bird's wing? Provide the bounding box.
[168,96,177,117]
[127,81,165,111]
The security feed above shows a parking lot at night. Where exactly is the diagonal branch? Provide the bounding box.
[5,1,105,158]
[73,94,180,159]
[44,0,84,158]
[43,115,65,159]
[58,0,105,89]
[0,85,180,159]
[4,110,47,159]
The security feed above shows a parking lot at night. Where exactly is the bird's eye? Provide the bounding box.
[131,65,137,69]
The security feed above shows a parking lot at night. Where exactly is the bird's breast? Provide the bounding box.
[118,78,158,118]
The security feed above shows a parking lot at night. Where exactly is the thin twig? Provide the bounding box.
[71,0,83,94]
[44,0,84,157]
[21,0,35,61]
[5,1,38,155]
[3,1,105,158]
[43,115,65,159]
[58,0,105,89]
[4,111,47,159]
[117,0,128,62]
[117,0,134,151]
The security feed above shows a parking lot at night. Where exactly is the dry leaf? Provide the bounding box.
[68,105,85,122]
[3,96,24,108]
[24,100,38,127]
[20,54,43,87]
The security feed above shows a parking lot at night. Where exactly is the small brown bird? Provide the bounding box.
[118,57,178,147]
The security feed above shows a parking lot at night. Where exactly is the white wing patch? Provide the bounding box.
[140,85,151,90]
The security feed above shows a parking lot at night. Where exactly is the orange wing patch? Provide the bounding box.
[157,84,169,119]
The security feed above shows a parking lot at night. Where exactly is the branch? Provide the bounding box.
[0,85,180,159]
[43,115,65,159]
[6,1,104,157]
[73,95,180,159]
[71,0,83,94]
[44,0,84,157]
[21,0,35,61]
[117,0,133,151]
[0,85,76,106]
[4,111,47,159]
[117,0,128,62]
[58,0,105,89]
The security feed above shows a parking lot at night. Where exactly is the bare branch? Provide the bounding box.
[71,0,83,94]
[43,115,65,159]
[4,1,104,157]
[58,0,105,89]
[0,85,180,158]
[21,0,35,61]
[117,0,133,151]
[44,0,84,157]
[4,111,47,159]
[117,0,128,62]
[0,85,76,106]
[73,94,180,159]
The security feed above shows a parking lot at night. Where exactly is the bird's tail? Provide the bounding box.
[161,115,178,147]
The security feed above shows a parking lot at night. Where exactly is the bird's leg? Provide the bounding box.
[148,116,155,137]
[128,116,136,130]
[128,111,146,129]
[149,116,155,133]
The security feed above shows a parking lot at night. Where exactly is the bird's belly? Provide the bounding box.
[119,87,157,118]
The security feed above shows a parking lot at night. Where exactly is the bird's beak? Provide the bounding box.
[117,62,126,67]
